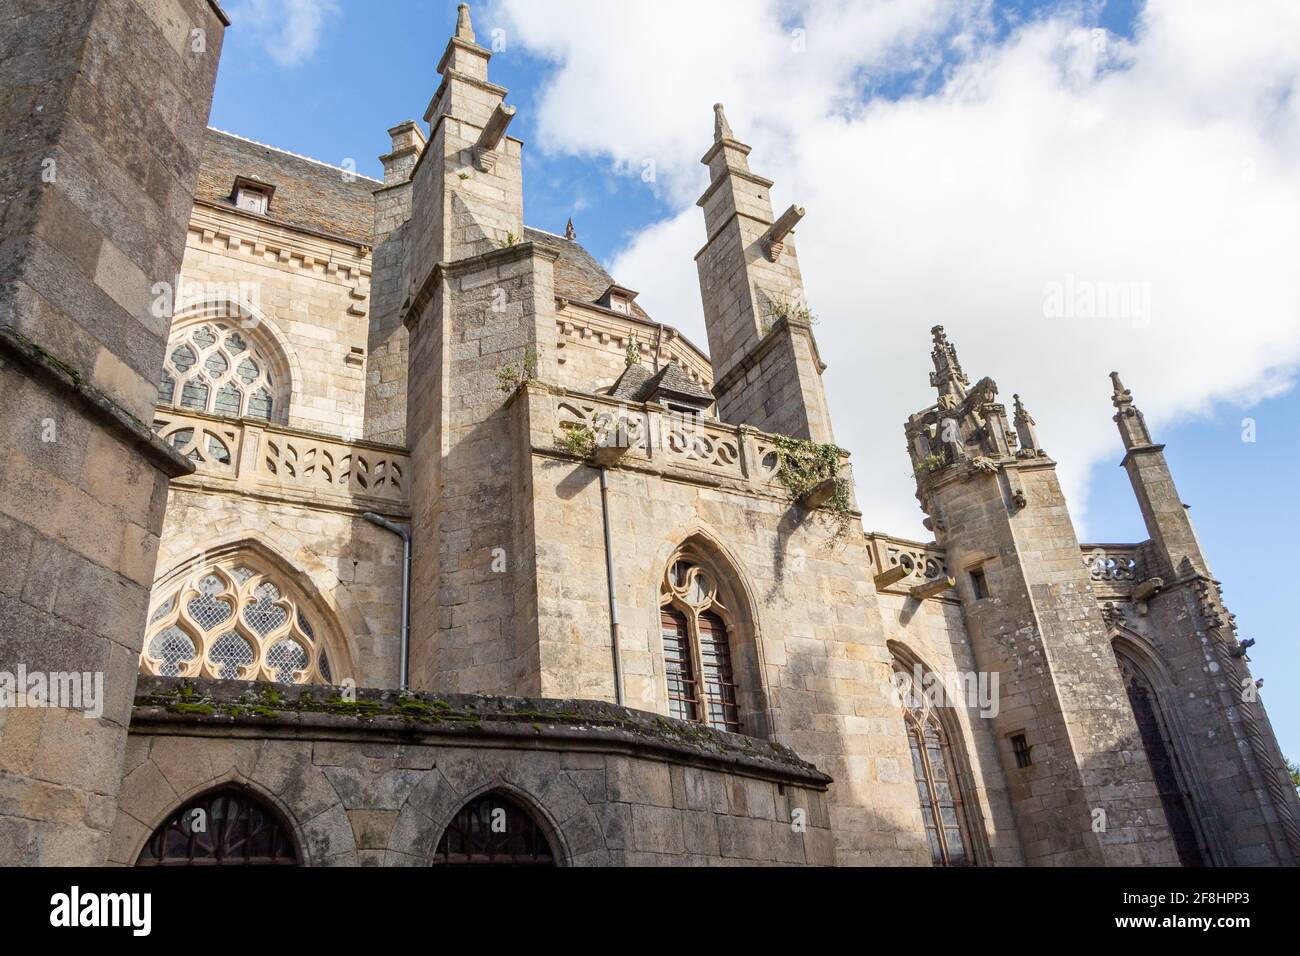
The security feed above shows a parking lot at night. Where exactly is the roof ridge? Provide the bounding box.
[206,126,384,185]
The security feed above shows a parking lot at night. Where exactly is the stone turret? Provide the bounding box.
[904,329,1179,866]
[694,104,832,443]
[1106,372,1300,864]
[399,3,558,694]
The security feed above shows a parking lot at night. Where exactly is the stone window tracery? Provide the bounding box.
[158,320,282,423]
[659,558,741,733]
[141,557,337,685]
[893,665,974,866]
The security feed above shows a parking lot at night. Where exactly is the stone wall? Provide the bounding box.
[110,678,836,866]
[149,486,405,688]
[515,384,985,865]
[177,204,373,439]
[0,0,226,864]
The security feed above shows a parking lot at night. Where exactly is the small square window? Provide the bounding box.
[235,186,269,215]
[969,566,987,600]
[1011,733,1032,768]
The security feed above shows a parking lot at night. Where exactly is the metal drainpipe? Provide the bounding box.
[598,466,625,705]
[362,512,411,691]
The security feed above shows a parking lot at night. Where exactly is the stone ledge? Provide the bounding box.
[132,677,832,790]
[0,325,195,479]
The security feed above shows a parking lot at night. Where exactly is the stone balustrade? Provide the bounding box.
[864,533,951,594]
[1080,543,1142,582]
[152,407,408,512]
[528,385,852,499]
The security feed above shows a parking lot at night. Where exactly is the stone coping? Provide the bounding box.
[1,325,195,479]
[132,677,833,790]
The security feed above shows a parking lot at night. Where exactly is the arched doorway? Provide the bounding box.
[137,786,300,866]
[1116,653,1206,866]
[432,792,557,866]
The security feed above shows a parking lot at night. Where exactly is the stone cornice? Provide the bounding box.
[435,37,493,78]
[132,677,833,789]
[1,325,195,479]
[206,0,231,27]
[1119,442,1167,468]
[423,68,509,125]
[711,315,824,400]
[190,200,374,265]
[695,167,776,211]
[402,241,560,331]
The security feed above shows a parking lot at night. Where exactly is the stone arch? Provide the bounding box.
[1110,629,1224,865]
[392,758,599,867]
[653,526,772,738]
[163,295,299,424]
[428,783,567,866]
[144,535,357,685]
[886,640,992,866]
[132,779,308,866]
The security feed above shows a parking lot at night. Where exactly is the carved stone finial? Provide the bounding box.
[564,217,576,241]
[455,3,475,42]
[713,102,734,143]
[1012,392,1042,455]
[1110,370,1132,409]
[928,325,969,401]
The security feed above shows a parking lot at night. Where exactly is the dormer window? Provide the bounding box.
[597,283,639,315]
[232,176,274,215]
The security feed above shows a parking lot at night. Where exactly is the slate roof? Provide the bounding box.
[196,128,379,245]
[524,226,652,321]
[609,361,713,405]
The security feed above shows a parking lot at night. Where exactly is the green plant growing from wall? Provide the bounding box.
[772,434,852,545]
[496,347,537,393]
[559,423,597,458]
[498,231,519,248]
[915,452,947,476]
[763,294,819,332]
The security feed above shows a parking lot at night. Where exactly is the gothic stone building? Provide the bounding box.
[2,2,1298,867]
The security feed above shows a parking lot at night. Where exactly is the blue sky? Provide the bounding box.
[209,0,1300,761]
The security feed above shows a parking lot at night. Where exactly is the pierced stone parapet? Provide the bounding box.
[154,406,408,513]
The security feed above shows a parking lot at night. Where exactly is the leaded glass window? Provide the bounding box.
[659,558,742,733]
[894,665,975,866]
[137,787,299,866]
[141,557,338,685]
[157,321,283,421]
[432,793,556,866]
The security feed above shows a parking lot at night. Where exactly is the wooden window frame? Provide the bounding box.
[659,559,743,734]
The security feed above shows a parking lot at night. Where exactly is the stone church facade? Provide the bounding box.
[2,2,1297,867]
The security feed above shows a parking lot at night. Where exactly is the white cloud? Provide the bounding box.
[497,0,1300,538]
[229,0,339,68]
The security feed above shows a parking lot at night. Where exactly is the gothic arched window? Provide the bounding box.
[659,558,741,733]
[433,793,557,866]
[1116,652,1205,866]
[893,665,976,866]
[137,787,299,866]
[158,318,285,423]
[142,556,339,685]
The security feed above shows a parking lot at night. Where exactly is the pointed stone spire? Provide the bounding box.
[455,3,475,42]
[928,325,970,402]
[1110,371,1152,449]
[713,102,734,143]
[1012,393,1042,455]
[564,217,576,241]
[1109,370,1132,409]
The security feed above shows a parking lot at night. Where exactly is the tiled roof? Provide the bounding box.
[196,128,378,245]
